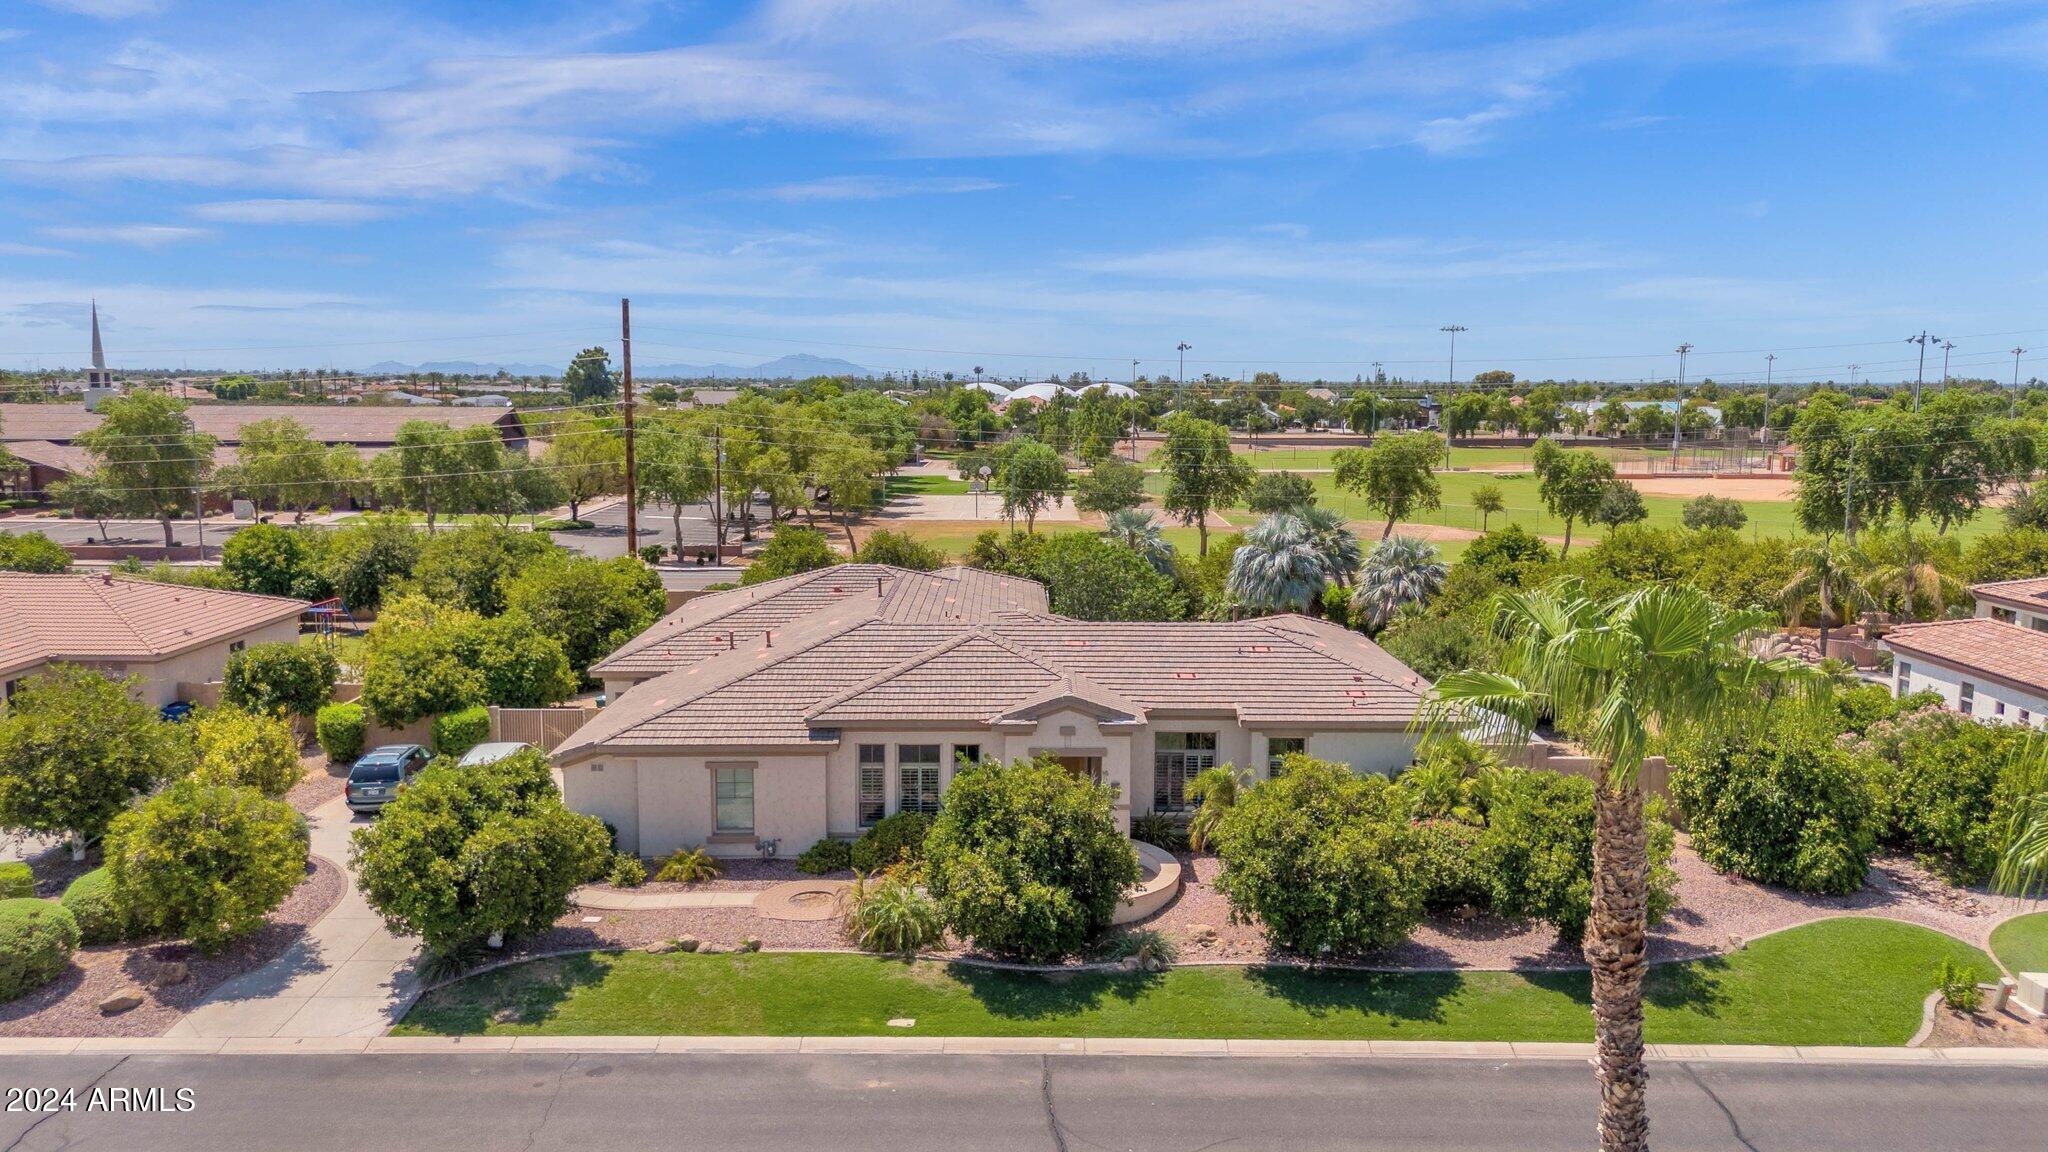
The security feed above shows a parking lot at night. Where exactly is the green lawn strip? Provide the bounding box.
[1990,912,2048,976]
[395,917,1981,1046]
[885,474,975,496]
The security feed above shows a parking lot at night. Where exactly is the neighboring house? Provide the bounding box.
[0,573,306,708]
[555,564,1428,858]
[1883,577,2048,728]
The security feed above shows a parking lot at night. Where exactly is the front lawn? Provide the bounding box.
[1991,912,2048,975]
[396,917,1981,1046]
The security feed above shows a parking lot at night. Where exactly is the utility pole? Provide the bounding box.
[1439,325,1466,467]
[1176,342,1191,385]
[621,297,638,559]
[711,423,725,557]
[1672,342,1692,461]
[2013,347,2028,416]
[1762,352,1777,457]
[1843,429,1870,543]
[1847,364,1860,387]
[1939,340,1955,393]
[1906,332,1938,410]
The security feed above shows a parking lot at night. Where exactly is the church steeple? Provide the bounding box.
[87,300,111,387]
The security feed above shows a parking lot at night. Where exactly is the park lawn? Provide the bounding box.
[885,474,975,496]
[1990,912,2048,975]
[395,917,1981,1047]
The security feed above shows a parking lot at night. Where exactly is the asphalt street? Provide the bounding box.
[0,1052,2041,1151]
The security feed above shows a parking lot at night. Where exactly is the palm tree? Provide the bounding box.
[1103,508,1174,575]
[1779,536,1875,655]
[1992,735,2048,900]
[1226,513,1326,614]
[1419,581,1814,1152]
[1862,526,1964,625]
[1184,765,1244,852]
[1296,505,1364,586]
[1354,535,1446,630]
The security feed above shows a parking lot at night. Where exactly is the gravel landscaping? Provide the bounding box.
[0,855,345,1038]
[285,750,348,814]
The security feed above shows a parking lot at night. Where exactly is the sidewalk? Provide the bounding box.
[164,795,420,1040]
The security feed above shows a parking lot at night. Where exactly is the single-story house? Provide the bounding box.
[0,401,527,454]
[555,564,1429,858]
[1883,577,2048,727]
[0,573,307,707]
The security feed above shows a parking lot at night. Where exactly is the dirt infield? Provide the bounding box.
[1622,475,1799,500]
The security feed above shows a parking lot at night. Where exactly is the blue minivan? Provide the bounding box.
[345,744,430,814]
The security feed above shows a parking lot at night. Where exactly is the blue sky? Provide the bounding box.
[5,0,2048,384]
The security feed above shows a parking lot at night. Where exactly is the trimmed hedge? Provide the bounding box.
[0,898,80,1002]
[0,862,33,899]
[60,867,140,945]
[850,812,932,873]
[797,838,853,875]
[1670,717,1876,895]
[430,705,491,759]
[315,701,366,762]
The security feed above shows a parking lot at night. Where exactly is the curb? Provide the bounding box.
[3,1036,2046,1065]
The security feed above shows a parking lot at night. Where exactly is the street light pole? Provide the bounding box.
[1906,332,1938,410]
[1439,325,1466,467]
[1176,342,1191,386]
[1672,342,1692,461]
[1763,352,1777,454]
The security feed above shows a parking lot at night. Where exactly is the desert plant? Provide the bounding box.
[842,866,945,954]
[655,846,721,884]
[607,854,647,888]
[1105,927,1177,971]
[60,867,142,945]
[797,837,854,875]
[1935,956,1983,1013]
[0,898,80,1001]
[850,812,932,872]
[315,701,367,762]
[1130,811,1189,852]
[429,704,491,759]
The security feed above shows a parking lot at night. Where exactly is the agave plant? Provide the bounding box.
[1226,513,1326,614]
[1103,507,1175,575]
[1352,535,1446,630]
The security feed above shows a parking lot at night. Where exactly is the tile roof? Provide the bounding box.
[558,609,1429,758]
[0,574,308,677]
[1972,576,2048,612]
[0,403,519,446]
[589,564,1049,678]
[1883,617,2048,694]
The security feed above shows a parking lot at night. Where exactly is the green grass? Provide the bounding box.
[1990,912,2048,976]
[885,474,975,496]
[396,917,1983,1046]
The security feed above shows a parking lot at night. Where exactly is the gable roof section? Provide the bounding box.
[0,574,307,677]
[1972,576,2048,614]
[589,564,1048,679]
[1884,617,2048,696]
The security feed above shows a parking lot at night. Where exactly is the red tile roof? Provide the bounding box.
[0,574,307,677]
[0,403,519,446]
[1972,576,2048,612]
[1883,617,2048,695]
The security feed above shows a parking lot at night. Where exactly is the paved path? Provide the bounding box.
[3,1051,2047,1151]
[165,796,420,1040]
[570,886,758,911]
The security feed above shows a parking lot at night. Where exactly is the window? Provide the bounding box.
[1153,732,1217,812]
[857,745,886,828]
[898,745,942,815]
[2033,617,2048,633]
[713,765,754,834]
[1959,682,1975,716]
[1992,607,2016,624]
[1267,737,1306,774]
[1994,700,2007,718]
[229,640,246,653]
[953,743,982,769]
[1895,661,1911,697]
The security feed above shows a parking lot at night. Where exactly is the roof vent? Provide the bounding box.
[1174,672,1199,680]
[1065,639,1087,647]
[1244,644,1272,654]
[1345,689,1371,698]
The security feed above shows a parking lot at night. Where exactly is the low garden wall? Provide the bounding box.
[178,682,594,753]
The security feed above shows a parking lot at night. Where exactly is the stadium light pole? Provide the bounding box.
[1671,342,1692,461]
[1906,332,1938,410]
[1763,352,1777,452]
[2013,347,2028,415]
[1847,364,1860,387]
[1176,342,1191,386]
[1439,324,1467,467]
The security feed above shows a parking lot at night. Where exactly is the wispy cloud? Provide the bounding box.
[0,241,72,258]
[758,175,1004,201]
[33,0,165,18]
[40,223,209,247]
[189,198,392,224]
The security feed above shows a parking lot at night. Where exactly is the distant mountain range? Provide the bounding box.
[361,353,874,381]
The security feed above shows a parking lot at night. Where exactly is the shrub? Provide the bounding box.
[637,545,666,565]
[104,780,308,953]
[1210,756,1428,955]
[503,555,665,675]
[0,532,72,573]
[351,749,610,952]
[1669,715,1876,894]
[1105,927,1177,970]
[1848,706,2037,884]
[0,665,193,857]
[1936,956,1983,1013]
[430,705,492,759]
[0,862,32,899]
[1681,494,1748,531]
[740,525,841,586]
[220,523,325,598]
[1130,812,1189,853]
[607,854,647,888]
[1410,819,1488,912]
[222,642,338,717]
[1377,611,1490,682]
[797,837,853,875]
[397,524,562,616]
[923,757,1138,961]
[1474,769,1676,943]
[842,866,945,954]
[315,701,366,762]
[853,530,946,570]
[654,846,721,884]
[851,812,932,873]
[0,899,80,1001]
[193,707,304,798]
[60,868,140,945]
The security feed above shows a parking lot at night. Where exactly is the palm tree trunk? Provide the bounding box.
[1588,778,1650,1152]
[1817,581,1833,657]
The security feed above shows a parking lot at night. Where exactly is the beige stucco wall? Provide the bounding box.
[567,751,832,859]
[1895,660,2048,729]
